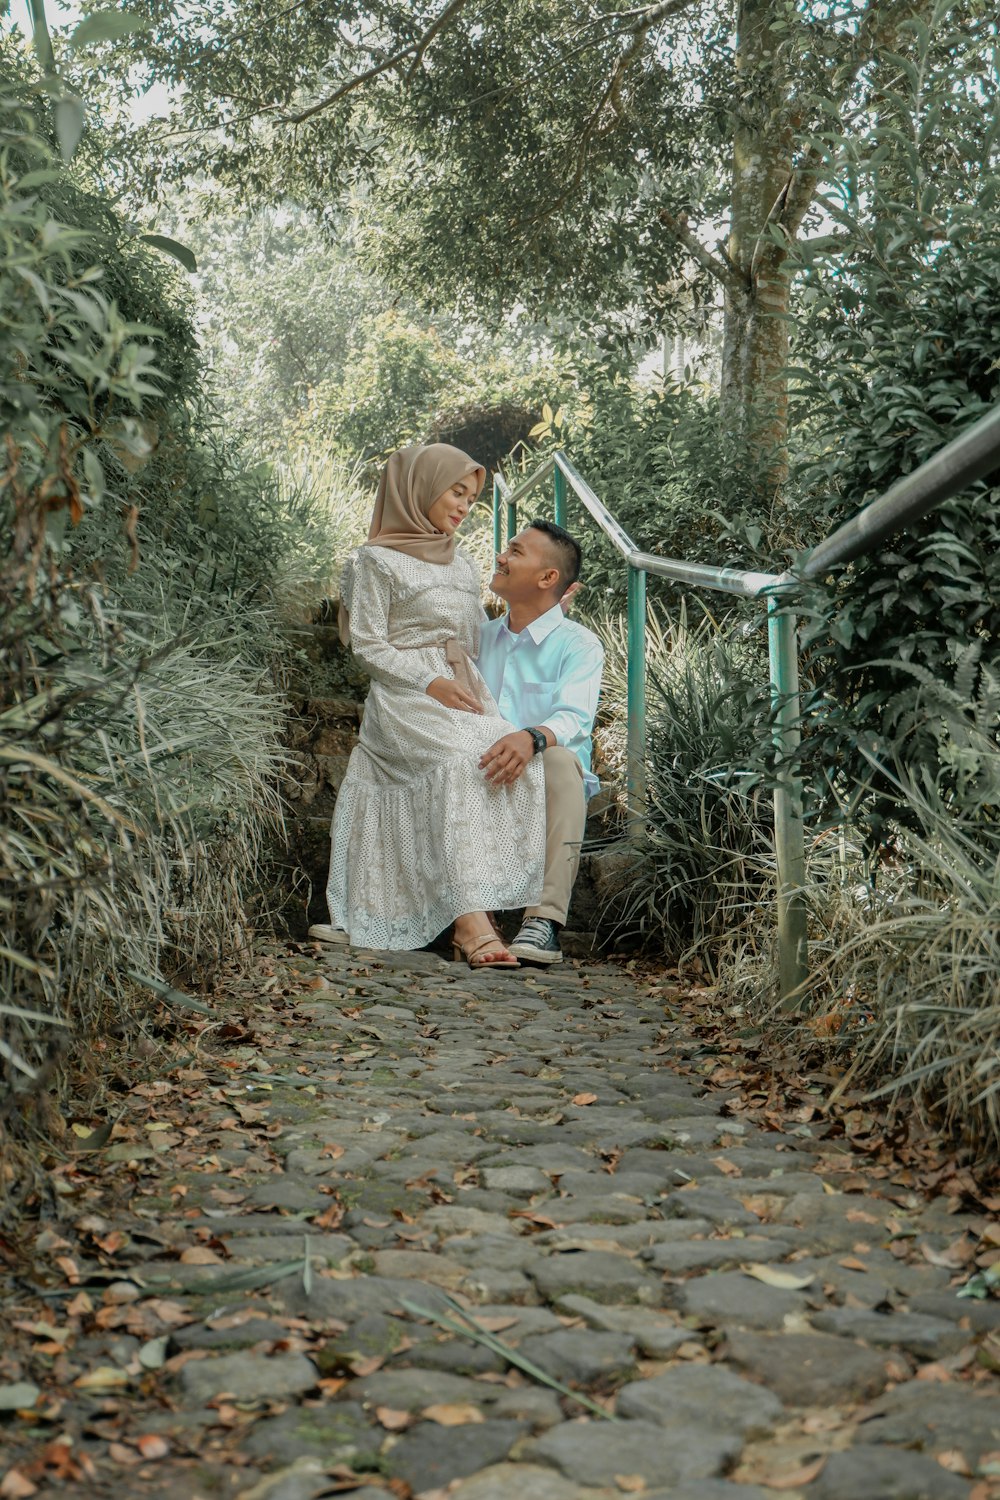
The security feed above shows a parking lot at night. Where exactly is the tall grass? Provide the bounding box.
[0,545,289,1133]
[0,80,364,1172]
[271,456,370,614]
[276,451,504,610]
[597,603,775,968]
[790,741,1000,1152]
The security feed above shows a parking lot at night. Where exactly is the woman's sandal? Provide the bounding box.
[452,931,519,969]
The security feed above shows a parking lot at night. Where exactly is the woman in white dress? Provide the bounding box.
[325,443,547,966]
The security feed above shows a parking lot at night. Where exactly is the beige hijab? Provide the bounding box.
[339,443,486,645]
[367,443,486,564]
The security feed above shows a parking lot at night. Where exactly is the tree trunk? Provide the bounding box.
[720,0,796,489]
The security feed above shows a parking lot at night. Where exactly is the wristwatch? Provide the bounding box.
[526,727,548,756]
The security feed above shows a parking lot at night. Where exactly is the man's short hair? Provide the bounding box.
[528,519,582,590]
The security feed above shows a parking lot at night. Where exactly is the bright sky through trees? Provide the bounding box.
[4,0,172,121]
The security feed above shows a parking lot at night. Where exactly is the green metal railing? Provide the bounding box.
[493,401,1000,1007]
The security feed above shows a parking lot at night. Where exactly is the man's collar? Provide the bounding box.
[501,602,565,643]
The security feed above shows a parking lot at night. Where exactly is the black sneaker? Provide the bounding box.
[508,917,562,965]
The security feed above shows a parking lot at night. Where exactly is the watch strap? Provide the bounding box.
[527,727,547,756]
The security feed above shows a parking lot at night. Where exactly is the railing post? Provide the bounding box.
[626,564,647,835]
[492,478,502,562]
[766,597,809,1007]
[553,464,567,528]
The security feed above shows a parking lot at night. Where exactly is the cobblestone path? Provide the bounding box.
[5,943,1000,1500]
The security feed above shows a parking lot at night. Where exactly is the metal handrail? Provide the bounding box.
[493,400,1000,1007]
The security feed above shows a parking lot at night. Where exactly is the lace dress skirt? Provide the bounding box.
[326,545,546,950]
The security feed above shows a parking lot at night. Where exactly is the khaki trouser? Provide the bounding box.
[525,746,587,926]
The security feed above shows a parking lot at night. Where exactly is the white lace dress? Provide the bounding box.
[326,545,546,950]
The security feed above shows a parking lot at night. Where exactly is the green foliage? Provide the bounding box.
[598,606,773,966]
[786,210,1000,841]
[110,0,1000,469]
[171,204,382,453]
[746,732,1000,1153]
[294,305,578,471]
[298,307,464,462]
[506,368,773,616]
[774,1,1000,840]
[0,73,337,1151]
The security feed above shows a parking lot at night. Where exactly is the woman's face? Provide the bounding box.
[427,472,479,536]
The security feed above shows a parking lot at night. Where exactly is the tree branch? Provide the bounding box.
[281,0,472,125]
[512,0,698,234]
[622,0,701,34]
[657,208,739,289]
[406,0,469,79]
[748,177,792,284]
[779,144,826,243]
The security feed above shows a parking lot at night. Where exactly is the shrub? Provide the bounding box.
[786,206,1000,845]
[597,604,774,968]
[291,306,580,473]
[499,367,778,619]
[736,721,1000,1155]
[0,74,320,1166]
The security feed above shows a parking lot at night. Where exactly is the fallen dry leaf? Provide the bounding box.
[757,1455,827,1489]
[209,1403,242,1426]
[0,1470,39,1498]
[838,1256,869,1272]
[94,1230,128,1255]
[73,1366,129,1392]
[508,1210,562,1230]
[916,1362,955,1383]
[572,1092,598,1106]
[742,1263,815,1291]
[937,1450,973,1476]
[314,1202,344,1231]
[108,1443,140,1466]
[739,1194,784,1221]
[375,1406,413,1431]
[144,1297,193,1326]
[614,1476,647,1493]
[208,1187,246,1205]
[179,1246,224,1265]
[921,1238,975,1269]
[711,1156,742,1177]
[135,1434,170,1460]
[422,1402,486,1426]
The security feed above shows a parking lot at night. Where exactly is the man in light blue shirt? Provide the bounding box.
[477,520,604,964]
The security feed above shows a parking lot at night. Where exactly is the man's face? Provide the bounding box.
[490,527,557,606]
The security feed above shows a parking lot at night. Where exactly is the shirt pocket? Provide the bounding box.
[519,681,559,722]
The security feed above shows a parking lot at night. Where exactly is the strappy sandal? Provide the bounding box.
[452,932,519,969]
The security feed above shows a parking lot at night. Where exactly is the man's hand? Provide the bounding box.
[427,676,482,713]
[480,730,534,786]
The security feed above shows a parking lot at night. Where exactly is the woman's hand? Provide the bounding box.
[426,676,483,713]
